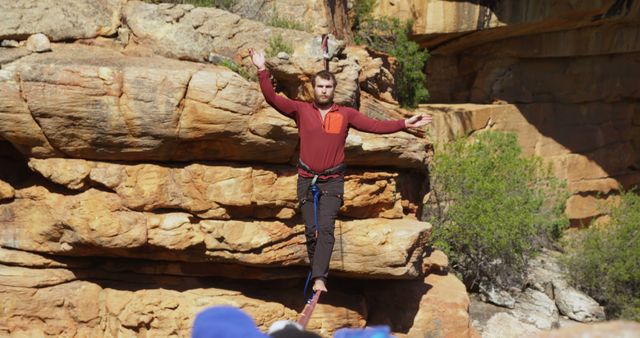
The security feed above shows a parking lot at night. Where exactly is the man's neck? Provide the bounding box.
[315,102,332,111]
[316,102,332,121]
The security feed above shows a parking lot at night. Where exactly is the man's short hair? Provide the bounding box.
[312,70,337,87]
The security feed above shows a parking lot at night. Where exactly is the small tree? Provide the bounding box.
[562,190,640,320]
[352,0,429,109]
[427,131,568,291]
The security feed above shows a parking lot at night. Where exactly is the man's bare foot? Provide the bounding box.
[312,279,328,293]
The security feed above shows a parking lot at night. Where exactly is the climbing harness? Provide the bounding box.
[298,159,346,181]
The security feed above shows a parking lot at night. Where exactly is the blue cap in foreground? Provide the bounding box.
[192,306,270,338]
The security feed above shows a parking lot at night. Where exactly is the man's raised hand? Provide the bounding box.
[404,114,433,128]
[248,48,266,71]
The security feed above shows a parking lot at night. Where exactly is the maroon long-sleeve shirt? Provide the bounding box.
[258,69,406,178]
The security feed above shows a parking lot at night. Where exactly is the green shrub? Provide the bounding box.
[562,190,640,320]
[427,131,568,291]
[217,59,256,81]
[266,34,294,57]
[353,0,429,108]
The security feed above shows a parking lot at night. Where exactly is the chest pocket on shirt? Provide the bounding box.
[324,112,344,134]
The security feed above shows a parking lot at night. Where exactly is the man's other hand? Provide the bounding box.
[248,48,266,71]
[405,114,433,128]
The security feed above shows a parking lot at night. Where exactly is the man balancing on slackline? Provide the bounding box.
[249,48,432,293]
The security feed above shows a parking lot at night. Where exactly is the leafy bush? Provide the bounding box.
[266,34,294,57]
[427,131,568,291]
[352,0,429,108]
[562,190,640,320]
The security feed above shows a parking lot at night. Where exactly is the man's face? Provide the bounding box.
[313,77,335,106]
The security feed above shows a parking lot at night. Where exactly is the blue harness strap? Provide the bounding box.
[311,180,320,238]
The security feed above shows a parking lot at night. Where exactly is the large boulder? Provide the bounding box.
[552,280,606,323]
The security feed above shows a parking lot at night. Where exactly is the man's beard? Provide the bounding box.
[314,94,333,106]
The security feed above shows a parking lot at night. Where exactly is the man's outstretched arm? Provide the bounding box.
[249,48,298,119]
[348,108,433,134]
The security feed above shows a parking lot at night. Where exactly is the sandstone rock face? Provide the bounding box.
[0,44,425,168]
[0,1,472,337]
[0,32,439,328]
[26,158,411,221]
[0,0,124,41]
[0,182,429,278]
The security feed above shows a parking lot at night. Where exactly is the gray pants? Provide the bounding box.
[297,176,344,283]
